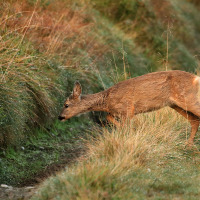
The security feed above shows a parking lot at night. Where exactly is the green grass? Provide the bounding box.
[0,116,94,186]
[32,156,200,200]
[123,157,200,200]
[0,31,59,146]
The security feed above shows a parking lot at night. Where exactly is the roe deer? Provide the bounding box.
[58,70,200,145]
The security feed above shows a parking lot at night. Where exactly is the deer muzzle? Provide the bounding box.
[58,115,65,121]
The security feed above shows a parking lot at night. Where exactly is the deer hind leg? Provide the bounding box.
[171,105,200,145]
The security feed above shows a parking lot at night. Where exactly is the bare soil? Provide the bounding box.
[0,147,84,200]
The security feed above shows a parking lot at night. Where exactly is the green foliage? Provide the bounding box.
[27,0,53,7]
[3,0,200,147]
[170,42,198,72]
[92,0,140,20]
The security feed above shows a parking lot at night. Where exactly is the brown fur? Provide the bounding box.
[59,70,200,145]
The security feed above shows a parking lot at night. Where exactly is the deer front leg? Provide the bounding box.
[106,114,121,127]
[106,106,135,127]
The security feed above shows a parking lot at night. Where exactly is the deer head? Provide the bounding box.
[58,81,82,121]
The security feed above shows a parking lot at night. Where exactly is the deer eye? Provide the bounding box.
[65,104,69,108]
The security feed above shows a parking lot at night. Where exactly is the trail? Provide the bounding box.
[0,147,84,200]
[0,185,35,200]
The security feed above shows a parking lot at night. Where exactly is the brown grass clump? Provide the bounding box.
[86,108,187,169]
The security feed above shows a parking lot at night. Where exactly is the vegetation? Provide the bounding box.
[1,0,200,146]
[0,0,200,199]
[32,109,200,199]
[0,0,152,147]
[0,117,92,186]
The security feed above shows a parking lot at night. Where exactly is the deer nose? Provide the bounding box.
[58,116,65,120]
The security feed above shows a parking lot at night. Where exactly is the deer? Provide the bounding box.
[58,70,200,146]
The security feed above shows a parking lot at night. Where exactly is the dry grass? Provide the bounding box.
[86,108,187,169]
[32,108,193,200]
[0,1,58,145]
[0,0,92,59]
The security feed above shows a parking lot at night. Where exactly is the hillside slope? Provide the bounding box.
[1,0,200,196]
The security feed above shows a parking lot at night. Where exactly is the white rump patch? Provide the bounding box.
[194,76,200,101]
[193,76,200,84]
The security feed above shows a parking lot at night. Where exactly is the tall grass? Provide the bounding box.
[0,2,59,146]
[32,108,196,199]
[87,108,186,166]
[0,0,102,146]
[0,0,155,146]
[1,0,199,148]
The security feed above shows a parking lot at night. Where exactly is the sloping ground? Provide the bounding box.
[32,109,200,199]
[0,0,153,186]
[1,0,200,198]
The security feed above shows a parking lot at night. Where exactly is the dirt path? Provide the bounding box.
[0,185,35,200]
[0,147,84,200]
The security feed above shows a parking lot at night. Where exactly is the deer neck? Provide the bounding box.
[81,91,108,112]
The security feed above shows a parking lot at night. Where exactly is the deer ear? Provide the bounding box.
[72,81,82,99]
